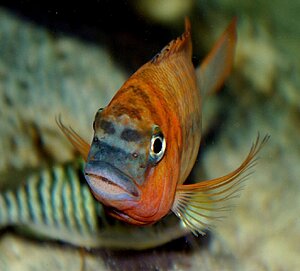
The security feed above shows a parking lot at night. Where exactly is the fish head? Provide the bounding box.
[83,18,194,225]
[84,104,167,221]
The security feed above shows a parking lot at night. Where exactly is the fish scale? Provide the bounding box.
[0,160,188,249]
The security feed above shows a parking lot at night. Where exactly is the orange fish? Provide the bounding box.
[58,18,269,235]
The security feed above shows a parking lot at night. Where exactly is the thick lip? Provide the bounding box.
[84,160,140,201]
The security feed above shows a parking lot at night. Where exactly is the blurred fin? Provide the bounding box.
[197,18,237,98]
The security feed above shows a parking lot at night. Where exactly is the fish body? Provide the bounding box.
[0,160,188,249]
[58,18,269,235]
[84,19,201,225]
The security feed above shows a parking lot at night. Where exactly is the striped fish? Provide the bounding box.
[0,160,188,250]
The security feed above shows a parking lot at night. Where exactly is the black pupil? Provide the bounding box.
[153,137,162,154]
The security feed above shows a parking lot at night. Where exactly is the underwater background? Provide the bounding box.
[0,0,299,270]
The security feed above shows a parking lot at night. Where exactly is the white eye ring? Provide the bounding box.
[149,126,166,164]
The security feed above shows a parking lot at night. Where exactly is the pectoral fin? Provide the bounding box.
[172,134,269,235]
[56,115,90,161]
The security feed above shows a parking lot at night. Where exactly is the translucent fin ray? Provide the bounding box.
[56,115,90,161]
[172,134,270,236]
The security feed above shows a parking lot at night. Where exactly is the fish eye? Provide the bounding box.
[149,126,166,164]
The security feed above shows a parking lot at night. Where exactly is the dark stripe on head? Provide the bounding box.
[121,128,142,142]
[111,104,142,120]
[129,85,151,104]
[111,84,163,123]
[99,120,115,134]
[127,84,162,123]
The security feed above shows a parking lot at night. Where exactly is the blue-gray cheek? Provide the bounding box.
[87,138,148,185]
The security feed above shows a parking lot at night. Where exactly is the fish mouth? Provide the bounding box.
[84,161,140,201]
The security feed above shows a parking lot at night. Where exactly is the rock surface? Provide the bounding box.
[0,8,126,170]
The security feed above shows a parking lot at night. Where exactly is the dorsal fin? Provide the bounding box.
[151,17,192,64]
